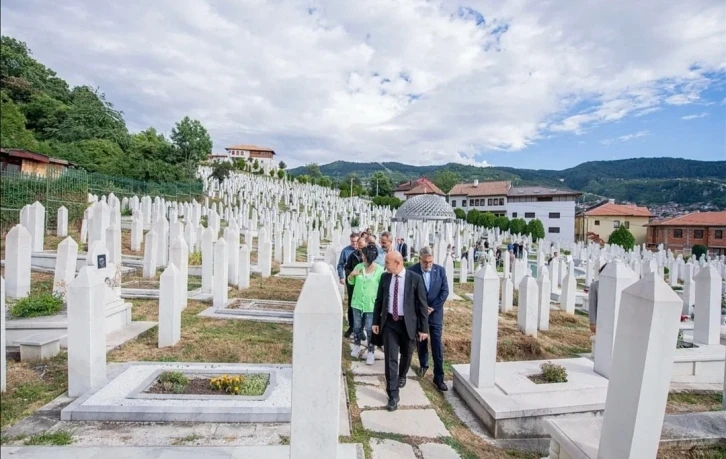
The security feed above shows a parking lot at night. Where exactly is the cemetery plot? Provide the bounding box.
[140,370,271,399]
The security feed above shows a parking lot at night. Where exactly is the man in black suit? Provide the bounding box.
[372,251,429,411]
[396,237,409,261]
[408,246,449,391]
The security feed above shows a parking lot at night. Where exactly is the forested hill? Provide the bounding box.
[289,158,726,208]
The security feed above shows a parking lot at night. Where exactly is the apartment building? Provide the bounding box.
[447,180,510,217]
[506,186,581,243]
[645,211,726,256]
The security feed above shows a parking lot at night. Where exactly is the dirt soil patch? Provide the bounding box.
[145,374,269,396]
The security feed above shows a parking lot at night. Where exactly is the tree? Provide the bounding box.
[478,211,496,228]
[233,157,247,171]
[252,159,260,170]
[278,160,287,170]
[454,208,466,220]
[269,169,275,177]
[608,225,636,251]
[368,171,394,197]
[306,163,322,179]
[170,116,212,165]
[432,169,461,194]
[297,175,309,184]
[56,86,128,145]
[527,219,545,240]
[466,209,481,225]
[210,161,233,181]
[495,216,510,231]
[0,92,41,150]
[510,218,527,235]
[277,169,285,179]
[318,176,331,188]
[691,244,707,259]
[20,93,68,140]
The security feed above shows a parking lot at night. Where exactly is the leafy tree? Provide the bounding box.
[20,93,68,140]
[210,161,233,182]
[0,92,41,150]
[252,159,260,170]
[527,219,545,240]
[454,208,466,220]
[297,175,309,184]
[608,225,636,251]
[369,171,393,197]
[170,116,212,164]
[318,176,331,188]
[278,160,287,170]
[495,216,510,231]
[306,163,323,179]
[478,211,496,228]
[55,86,128,145]
[269,169,275,177]
[277,169,285,179]
[466,209,481,225]
[691,244,707,260]
[432,169,461,194]
[372,196,403,209]
[1,36,70,103]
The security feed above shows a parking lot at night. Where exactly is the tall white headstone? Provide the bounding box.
[238,244,251,290]
[201,227,215,294]
[459,257,468,284]
[537,265,552,331]
[213,238,229,309]
[1,277,5,392]
[169,237,189,310]
[67,267,107,397]
[445,254,455,300]
[53,236,79,299]
[5,224,32,299]
[682,263,696,316]
[105,224,122,265]
[469,264,500,388]
[57,206,68,237]
[28,201,45,252]
[500,276,514,313]
[518,275,539,337]
[560,262,577,314]
[130,216,143,252]
[142,230,159,279]
[693,266,722,346]
[158,263,182,348]
[290,263,342,459]
[598,273,682,459]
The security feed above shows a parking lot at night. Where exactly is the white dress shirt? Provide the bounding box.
[388,269,406,317]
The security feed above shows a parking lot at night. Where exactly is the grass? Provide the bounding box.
[24,430,74,446]
[171,434,202,445]
[228,273,304,302]
[666,392,723,414]
[659,446,726,459]
[9,293,64,318]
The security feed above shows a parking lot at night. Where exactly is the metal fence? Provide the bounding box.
[0,167,203,238]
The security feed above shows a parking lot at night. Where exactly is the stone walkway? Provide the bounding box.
[350,345,462,459]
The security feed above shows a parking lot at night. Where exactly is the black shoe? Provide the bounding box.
[398,377,407,389]
[386,397,399,412]
[418,367,429,378]
[435,380,448,391]
[344,329,353,339]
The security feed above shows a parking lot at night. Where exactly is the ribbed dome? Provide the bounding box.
[394,194,456,221]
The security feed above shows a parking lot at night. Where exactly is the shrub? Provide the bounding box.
[454,208,466,221]
[608,226,635,251]
[540,362,568,383]
[158,371,189,394]
[120,207,133,216]
[10,293,64,318]
[527,219,545,240]
[691,244,707,260]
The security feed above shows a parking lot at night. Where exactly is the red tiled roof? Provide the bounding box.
[449,181,511,197]
[0,148,49,163]
[647,211,726,227]
[405,182,445,196]
[584,202,653,217]
[395,177,443,195]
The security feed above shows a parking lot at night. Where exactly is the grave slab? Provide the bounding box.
[354,376,381,385]
[370,439,416,459]
[198,299,296,324]
[419,443,462,459]
[360,409,449,438]
[350,360,415,377]
[354,380,430,409]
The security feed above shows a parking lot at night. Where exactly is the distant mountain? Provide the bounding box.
[289,158,726,208]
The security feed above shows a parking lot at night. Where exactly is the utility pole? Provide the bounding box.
[376,178,379,196]
[350,177,353,197]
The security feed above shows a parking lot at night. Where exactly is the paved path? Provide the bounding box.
[2,445,362,458]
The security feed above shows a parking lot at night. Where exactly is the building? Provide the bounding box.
[447,180,511,217]
[208,144,278,173]
[575,200,653,245]
[506,186,581,243]
[645,211,726,256]
[393,177,445,201]
[0,149,72,177]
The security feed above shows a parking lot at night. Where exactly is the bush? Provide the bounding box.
[10,293,64,318]
[509,218,527,235]
[691,244,707,260]
[527,219,545,240]
[540,362,568,383]
[454,208,466,220]
[608,226,635,251]
[158,371,189,393]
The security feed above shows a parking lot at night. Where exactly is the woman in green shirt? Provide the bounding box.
[348,243,384,365]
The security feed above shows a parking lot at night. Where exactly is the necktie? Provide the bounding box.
[392,275,400,321]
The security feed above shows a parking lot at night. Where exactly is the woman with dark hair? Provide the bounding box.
[588,263,608,333]
[347,243,385,365]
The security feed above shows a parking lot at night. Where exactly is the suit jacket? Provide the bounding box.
[396,242,408,259]
[407,263,449,325]
[373,269,429,340]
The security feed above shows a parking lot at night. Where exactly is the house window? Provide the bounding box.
[462,200,467,208]
[548,227,560,234]
[451,200,456,207]
[549,212,560,219]
[469,199,474,206]
[525,212,535,218]
[673,229,683,238]
[512,212,517,218]
[694,230,704,239]
[499,198,504,205]
[613,220,620,228]
[624,221,630,229]
[594,220,600,226]
[716,230,723,239]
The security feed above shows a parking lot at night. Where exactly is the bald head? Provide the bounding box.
[385,251,404,274]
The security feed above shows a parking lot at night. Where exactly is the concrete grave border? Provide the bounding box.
[198,298,296,323]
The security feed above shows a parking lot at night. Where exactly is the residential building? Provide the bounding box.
[0,149,72,177]
[645,211,726,256]
[575,200,653,245]
[208,144,278,173]
[506,186,581,243]
[393,177,445,201]
[447,180,510,217]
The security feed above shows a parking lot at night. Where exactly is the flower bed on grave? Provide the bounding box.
[145,371,270,396]
[527,362,569,384]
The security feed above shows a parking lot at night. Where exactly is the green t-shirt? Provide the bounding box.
[347,263,384,313]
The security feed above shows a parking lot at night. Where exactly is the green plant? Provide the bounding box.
[210,373,269,396]
[158,371,189,393]
[527,219,545,240]
[10,293,63,318]
[608,225,635,250]
[24,430,73,446]
[120,207,132,216]
[540,362,568,383]
[188,251,202,265]
[691,244,707,260]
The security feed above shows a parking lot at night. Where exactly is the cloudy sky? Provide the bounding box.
[2,0,725,169]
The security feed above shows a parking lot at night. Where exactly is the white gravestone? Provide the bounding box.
[459,257,468,284]
[537,265,552,331]
[201,227,215,294]
[169,237,189,310]
[693,266,722,346]
[57,206,68,237]
[142,230,159,279]
[445,254,455,300]
[500,276,514,314]
[290,263,342,459]
[1,277,5,392]
[67,267,107,397]
[53,236,79,300]
[5,224,32,299]
[470,264,500,388]
[213,238,229,309]
[238,244,251,290]
[105,224,122,265]
[130,216,143,252]
[225,227,240,287]
[517,275,539,337]
[158,263,182,348]
[560,262,577,314]
[28,201,45,252]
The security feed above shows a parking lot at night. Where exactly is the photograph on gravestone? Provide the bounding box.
[97,254,107,269]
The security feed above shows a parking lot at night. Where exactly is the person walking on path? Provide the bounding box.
[337,232,360,338]
[348,244,385,365]
[372,252,429,412]
[409,246,449,391]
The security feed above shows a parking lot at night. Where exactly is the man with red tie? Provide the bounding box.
[372,251,429,411]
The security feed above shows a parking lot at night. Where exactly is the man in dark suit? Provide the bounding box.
[396,237,409,261]
[408,246,449,391]
[372,251,429,411]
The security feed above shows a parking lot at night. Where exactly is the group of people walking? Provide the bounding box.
[337,232,449,411]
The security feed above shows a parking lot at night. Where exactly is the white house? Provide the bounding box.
[447,180,510,217]
[506,186,580,243]
[209,144,279,174]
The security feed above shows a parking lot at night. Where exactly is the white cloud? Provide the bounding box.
[600,130,651,145]
[1,0,724,166]
[681,112,710,120]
